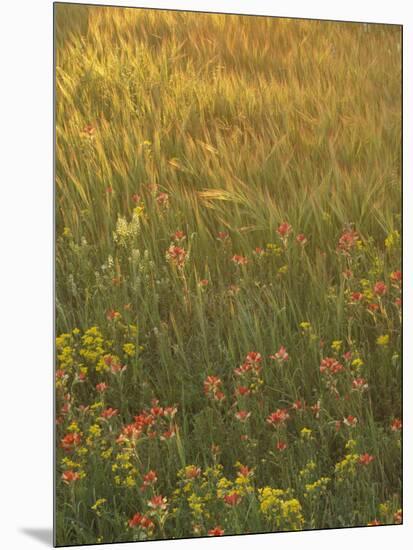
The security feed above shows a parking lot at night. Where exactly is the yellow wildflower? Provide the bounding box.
[384,230,400,250]
[335,453,359,481]
[266,243,282,256]
[258,487,304,530]
[187,494,204,517]
[300,427,313,439]
[304,477,330,498]
[123,343,136,357]
[345,439,357,451]
[299,460,317,479]
[88,424,102,438]
[331,340,342,352]
[216,477,232,497]
[124,476,135,488]
[67,422,80,433]
[91,498,107,516]
[101,448,112,460]
[76,447,88,456]
[376,335,390,346]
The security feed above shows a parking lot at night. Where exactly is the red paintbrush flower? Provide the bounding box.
[266,409,290,427]
[61,470,80,483]
[208,526,224,536]
[223,492,242,506]
[277,222,292,238]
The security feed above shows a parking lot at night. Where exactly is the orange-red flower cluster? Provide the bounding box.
[166,245,187,268]
[61,432,82,451]
[359,453,374,465]
[266,408,290,427]
[277,222,292,238]
[208,526,225,536]
[337,229,359,253]
[141,470,158,491]
[269,346,289,363]
[128,512,155,531]
[204,375,225,402]
[320,357,344,375]
[148,495,168,510]
[231,254,248,266]
[61,470,81,483]
[117,401,178,443]
[223,492,242,506]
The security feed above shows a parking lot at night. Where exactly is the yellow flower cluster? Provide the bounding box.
[187,493,205,519]
[234,474,254,495]
[173,465,213,523]
[300,427,313,440]
[112,449,138,488]
[57,337,75,373]
[56,325,142,381]
[123,343,136,357]
[101,447,113,460]
[67,421,81,433]
[216,477,233,498]
[77,447,88,457]
[352,357,364,369]
[61,457,82,470]
[345,438,357,451]
[172,462,256,527]
[96,353,117,373]
[334,453,359,481]
[384,230,400,250]
[376,334,389,346]
[331,340,342,352]
[80,327,106,367]
[304,477,330,498]
[87,423,102,441]
[258,487,304,531]
[91,498,107,517]
[360,279,374,301]
[266,243,282,256]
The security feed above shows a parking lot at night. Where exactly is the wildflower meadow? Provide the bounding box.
[55,4,402,546]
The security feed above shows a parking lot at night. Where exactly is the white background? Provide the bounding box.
[0,0,410,548]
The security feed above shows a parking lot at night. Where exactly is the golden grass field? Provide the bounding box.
[55,4,402,545]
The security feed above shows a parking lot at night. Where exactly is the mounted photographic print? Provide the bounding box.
[54,2,402,546]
